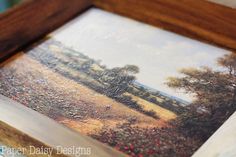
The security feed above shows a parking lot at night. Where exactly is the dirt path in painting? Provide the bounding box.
[0,52,176,135]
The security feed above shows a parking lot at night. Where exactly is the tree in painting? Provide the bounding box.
[166,52,236,141]
[99,65,139,97]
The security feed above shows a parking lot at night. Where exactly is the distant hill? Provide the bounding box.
[129,81,189,114]
[133,81,190,106]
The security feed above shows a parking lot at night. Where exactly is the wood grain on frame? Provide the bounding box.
[93,0,236,51]
[0,121,67,157]
[0,0,92,60]
[1,0,236,61]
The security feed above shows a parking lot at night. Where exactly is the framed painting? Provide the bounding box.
[0,0,236,157]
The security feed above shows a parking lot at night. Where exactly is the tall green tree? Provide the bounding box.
[99,65,139,97]
[166,52,236,141]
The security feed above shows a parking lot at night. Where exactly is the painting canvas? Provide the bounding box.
[0,8,235,157]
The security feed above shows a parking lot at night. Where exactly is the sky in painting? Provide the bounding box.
[52,8,229,102]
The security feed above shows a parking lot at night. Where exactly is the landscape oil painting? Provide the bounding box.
[0,8,235,157]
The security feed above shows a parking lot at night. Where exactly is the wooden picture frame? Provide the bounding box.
[0,0,236,156]
[1,0,236,61]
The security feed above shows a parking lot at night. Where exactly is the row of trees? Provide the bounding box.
[31,41,160,119]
